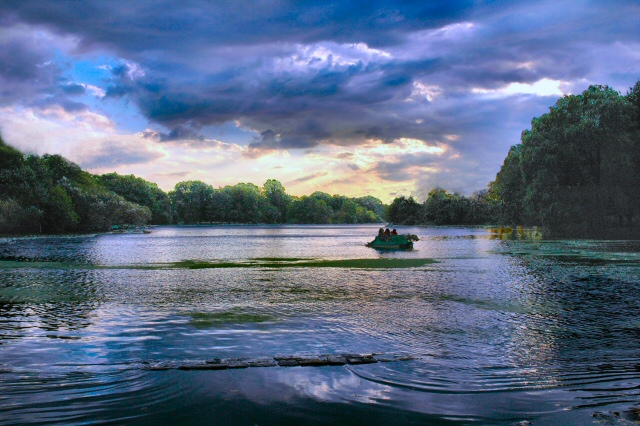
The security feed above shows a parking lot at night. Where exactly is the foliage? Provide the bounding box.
[287,196,333,224]
[518,85,637,233]
[100,173,173,224]
[0,134,153,234]
[487,83,640,235]
[62,182,151,232]
[488,145,526,224]
[169,180,215,224]
[0,199,42,234]
[262,179,291,223]
[41,186,79,233]
[421,188,469,225]
[386,196,421,225]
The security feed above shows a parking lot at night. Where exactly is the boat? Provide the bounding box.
[366,234,416,250]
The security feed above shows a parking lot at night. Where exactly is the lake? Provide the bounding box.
[1,225,639,425]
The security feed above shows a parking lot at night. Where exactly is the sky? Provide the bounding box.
[1,1,639,202]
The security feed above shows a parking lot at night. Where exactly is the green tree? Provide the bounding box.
[519,85,636,233]
[488,145,526,224]
[354,196,385,221]
[100,173,173,224]
[0,199,42,234]
[261,179,291,223]
[287,196,332,224]
[421,188,468,225]
[41,186,78,233]
[169,180,215,224]
[225,183,268,224]
[386,196,421,225]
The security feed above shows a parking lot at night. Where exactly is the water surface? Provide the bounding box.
[1,225,639,425]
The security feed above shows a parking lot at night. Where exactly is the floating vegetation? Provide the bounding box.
[488,226,544,240]
[186,309,273,327]
[538,254,640,266]
[0,257,436,271]
[172,258,435,269]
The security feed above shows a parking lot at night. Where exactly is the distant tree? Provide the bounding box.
[287,196,332,224]
[354,196,386,221]
[62,181,151,232]
[169,180,215,224]
[387,196,421,225]
[465,189,500,225]
[210,186,234,222]
[224,182,268,224]
[333,198,358,223]
[41,154,95,188]
[100,173,173,224]
[309,191,333,206]
[626,80,640,222]
[261,179,291,223]
[421,188,468,225]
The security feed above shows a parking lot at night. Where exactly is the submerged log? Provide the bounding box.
[142,353,413,371]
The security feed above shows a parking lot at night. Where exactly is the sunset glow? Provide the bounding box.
[1,1,638,202]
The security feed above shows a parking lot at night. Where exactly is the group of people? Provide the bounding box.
[377,227,398,241]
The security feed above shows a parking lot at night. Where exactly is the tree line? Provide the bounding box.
[0,138,385,234]
[387,82,640,237]
[2,81,638,237]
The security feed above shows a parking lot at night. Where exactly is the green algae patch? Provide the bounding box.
[187,310,273,328]
[252,257,311,262]
[171,260,250,269]
[538,254,639,266]
[170,258,435,269]
[1,257,436,271]
[285,258,435,269]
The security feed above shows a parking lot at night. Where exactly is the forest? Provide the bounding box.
[387,83,640,237]
[0,137,385,234]
[1,82,638,237]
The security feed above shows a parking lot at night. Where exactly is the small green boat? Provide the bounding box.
[366,235,416,250]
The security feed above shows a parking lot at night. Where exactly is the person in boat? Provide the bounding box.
[391,229,398,235]
[384,228,391,239]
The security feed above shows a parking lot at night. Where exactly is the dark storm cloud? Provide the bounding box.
[3,1,475,50]
[249,129,280,149]
[371,151,443,182]
[0,32,92,111]
[0,35,60,103]
[142,125,205,142]
[59,83,86,96]
[2,0,639,193]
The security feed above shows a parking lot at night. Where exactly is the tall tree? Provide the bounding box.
[489,145,526,224]
[100,173,173,224]
[261,179,290,223]
[169,181,215,224]
[386,196,421,225]
[519,85,636,233]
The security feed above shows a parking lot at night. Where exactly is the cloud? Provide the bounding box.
[472,78,568,97]
[1,0,638,198]
[142,125,205,142]
[59,83,86,95]
[288,171,330,185]
[79,140,164,168]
